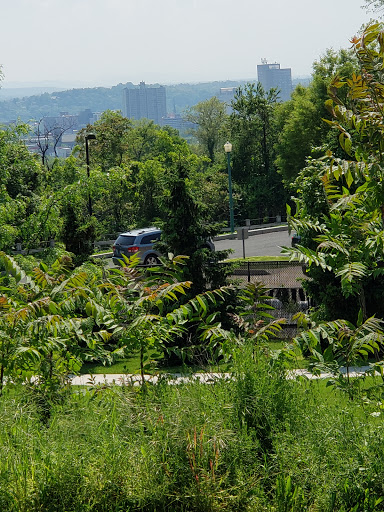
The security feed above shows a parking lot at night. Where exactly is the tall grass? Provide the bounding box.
[0,350,384,510]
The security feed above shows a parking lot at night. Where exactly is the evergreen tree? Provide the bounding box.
[159,155,230,294]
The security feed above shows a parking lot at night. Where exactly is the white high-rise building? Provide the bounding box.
[257,60,292,102]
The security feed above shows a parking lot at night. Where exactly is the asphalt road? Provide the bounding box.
[214,227,293,258]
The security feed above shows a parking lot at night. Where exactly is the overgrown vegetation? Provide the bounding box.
[3,14,384,512]
[1,350,384,511]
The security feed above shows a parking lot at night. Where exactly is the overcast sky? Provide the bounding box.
[0,0,376,88]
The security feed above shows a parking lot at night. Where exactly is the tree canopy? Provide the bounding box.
[285,23,384,323]
[275,48,358,185]
[229,82,287,220]
[183,96,227,163]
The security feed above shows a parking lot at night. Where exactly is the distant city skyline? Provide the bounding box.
[0,0,375,89]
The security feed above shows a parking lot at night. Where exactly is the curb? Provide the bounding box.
[213,224,288,241]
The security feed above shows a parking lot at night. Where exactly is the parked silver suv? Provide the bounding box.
[112,227,162,266]
[112,227,215,266]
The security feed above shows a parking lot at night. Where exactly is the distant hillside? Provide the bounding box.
[0,78,310,124]
[0,87,68,100]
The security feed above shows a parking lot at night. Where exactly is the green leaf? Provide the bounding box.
[344,137,352,156]
[357,309,363,327]
[346,168,353,188]
[85,302,93,317]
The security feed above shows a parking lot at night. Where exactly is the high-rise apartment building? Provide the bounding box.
[122,81,167,125]
[257,60,292,102]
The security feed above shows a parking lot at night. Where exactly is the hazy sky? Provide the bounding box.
[0,0,376,88]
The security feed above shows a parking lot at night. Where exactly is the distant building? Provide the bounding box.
[92,112,103,123]
[161,113,196,135]
[77,109,93,127]
[122,81,167,125]
[218,87,237,113]
[257,60,292,102]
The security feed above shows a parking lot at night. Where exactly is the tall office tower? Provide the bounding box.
[122,81,167,124]
[257,60,292,102]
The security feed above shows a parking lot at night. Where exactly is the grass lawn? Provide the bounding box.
[80,352,233,375]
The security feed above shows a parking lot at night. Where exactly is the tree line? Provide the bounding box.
[0,44,361,263]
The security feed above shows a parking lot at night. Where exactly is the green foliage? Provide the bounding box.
[275,85,323,184]
[91,165,136,232]
[295,311,384,396]
[0,124,53,250]
[158,154,231,294]
[229,82,287,219]
[0,350,303,511]
[184,96,228,162]
[102,254,238,371]
[275,47,358,185]
[230,282,286,347]
[283,24,384,323]
[0,251,128,406]
[76,110,132,171]
[59,192,96,261]
[0,125,41,199]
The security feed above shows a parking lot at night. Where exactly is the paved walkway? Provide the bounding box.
[71,366,374,386]
[71,372,233,386]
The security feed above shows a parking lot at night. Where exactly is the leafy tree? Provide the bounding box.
[105,255,237,368]
[103,258,191,383]
[284,24,384,323]
[0,251,125,397]
[124,119,159,162]
[0,254,79,400]
[0,124,63,250]
[275,85,322,184]
[0,124,41,199]
[91,165,136,233]
[44,155,83,191]
[17,194,62,250]
[231,282,286,355]
[76,110,132,171]
[275,48,358,185]
[189,162,230,223]
[132,160,164,226]
[229,82,287,219]
[184,96,228,163]
[285,163,384,321]
[59,185,97,262]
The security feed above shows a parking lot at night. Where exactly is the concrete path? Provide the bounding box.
[70,372,233,386]
[70,366,374,386]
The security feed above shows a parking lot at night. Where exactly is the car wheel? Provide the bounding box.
[144,254,160,266]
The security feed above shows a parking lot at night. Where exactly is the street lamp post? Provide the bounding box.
[85,134,96,216]
[224,141,235,233]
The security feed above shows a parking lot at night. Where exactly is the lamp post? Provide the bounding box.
[224,141,235,233]
[85,134,96,216]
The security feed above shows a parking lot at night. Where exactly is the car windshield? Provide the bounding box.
[115,235,135,246]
